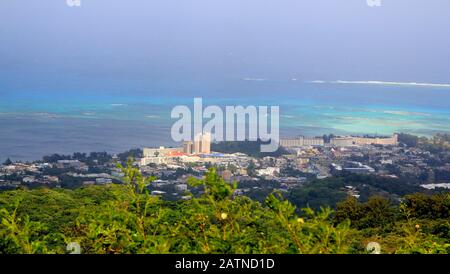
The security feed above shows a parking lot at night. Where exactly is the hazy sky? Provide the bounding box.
[1,0,449,95]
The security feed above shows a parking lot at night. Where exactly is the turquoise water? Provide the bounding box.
[1,81,449,161]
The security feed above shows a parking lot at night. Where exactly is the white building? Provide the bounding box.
[280,136,324,147]
[256,167,280,176]
[22,176,35,183]
[141,156,168,166]
[151,190,166,196]
[143,146,182,157]
[96,178,112,184]
[330,137,355,147]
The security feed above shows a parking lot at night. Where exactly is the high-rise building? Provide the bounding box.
[194,135,202,154]
[200,132,211,154]
[183,141,193,154]
[184,133,211,154]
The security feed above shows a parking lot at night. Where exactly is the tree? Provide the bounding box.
[3,158,13,165]
[0,166,449,254]
[334,196,363,225]
[246,161,257,177]
[398,133,419,147]
[188,168,237,201]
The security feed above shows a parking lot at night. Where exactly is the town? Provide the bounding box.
[1,133,449,205]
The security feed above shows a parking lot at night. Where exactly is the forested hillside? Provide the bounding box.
[0,163,449,254]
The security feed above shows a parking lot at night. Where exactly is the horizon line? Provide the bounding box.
[309,80,450,88]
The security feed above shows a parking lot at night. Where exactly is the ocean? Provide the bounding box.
[1,80,449,162]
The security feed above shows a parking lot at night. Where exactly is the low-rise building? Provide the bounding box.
[256,167,280,177]
[280,136,324,147]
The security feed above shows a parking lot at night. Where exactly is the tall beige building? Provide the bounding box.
[194,136,202,154]
[200,133,211,154]
[183,141,193,154]
[184,133,211,154]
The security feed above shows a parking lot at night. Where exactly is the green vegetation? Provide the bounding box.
[0,163,449,254]
[117,148,143,164]
[334,194,450,253]
[3,158,12,166]
[287,172,426,210]
[398,132,450,152]
[419,134,450,154]
[397,133,419,147]
[42,152,112,164]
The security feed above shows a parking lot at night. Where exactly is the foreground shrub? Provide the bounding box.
[0,163,448,254]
